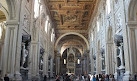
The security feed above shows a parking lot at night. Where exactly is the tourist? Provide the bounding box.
[43,75,47,81]
[65,75,71,81]
[82,75,85,81]
[76,75,80,81]
[4,74,9,81]
[56,75,60,81]
[93,75,96,81]
[134,73,137,81]
[105,74,109,81]
[96,75,99,81]
[0,74,3,81]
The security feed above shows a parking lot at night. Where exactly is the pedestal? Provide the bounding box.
[14,71,22,81]
[123,71,130,81]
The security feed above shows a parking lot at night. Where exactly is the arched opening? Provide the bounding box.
[60,47,82,75]
[55,32,89,51]
[0,10,6,72]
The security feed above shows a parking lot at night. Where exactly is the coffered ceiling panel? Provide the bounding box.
[47,0,97,32]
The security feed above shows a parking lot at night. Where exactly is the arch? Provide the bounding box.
[55,32,89,50]
[0,0,16,20]
[128,0,137,21]
[60,39,85,54]
[0,4,8,20]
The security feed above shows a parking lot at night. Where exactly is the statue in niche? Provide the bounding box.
[23,49,28,67]
[40,59,43,70]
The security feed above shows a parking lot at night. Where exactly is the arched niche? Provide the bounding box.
[55,32,89,51]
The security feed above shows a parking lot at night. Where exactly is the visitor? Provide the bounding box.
[82,75,85,81]
[76,75,80,81]
[99,74,102,81]
[105,74,109,81]
[4,74,9,81]
[56,75,60,81]
[0,74,3,81]
[65,75,71,81]
[93,75,96,81]
[96,75,99,81]
[43,75,47,81]
[134,73,137,81]
[111,74,115,81]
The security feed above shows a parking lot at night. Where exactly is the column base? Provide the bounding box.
[28,72,32,81]
[31,75,40,81]
[123,71,130,81]
[13,71,22,81]
[114,72,118,80]
[8,74,14,81]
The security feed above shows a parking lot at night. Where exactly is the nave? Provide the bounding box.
[0,0,137,81]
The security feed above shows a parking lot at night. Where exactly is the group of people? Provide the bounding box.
[55,74,115,81]
[91,74,115,81]
[55,73,137,81]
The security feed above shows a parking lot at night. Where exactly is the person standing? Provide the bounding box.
[0,74,3,81]
[4,74,9,81]
[134,73,137,81]
[43,75,47,81]
[56,75,60,81]
[93,75,96,81]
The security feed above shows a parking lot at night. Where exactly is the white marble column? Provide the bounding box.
[2,21,19,79]
[96,51,101,74]
[0,43,4,71]
[106,43,114,74]
[56,55,60,75]
[90,51,94,75]
[50,58,53,77]
[121,0,132,80]
[126,21,137,76]
[43,51,48,76]
[114,46,118,79]
[29,42,39,79]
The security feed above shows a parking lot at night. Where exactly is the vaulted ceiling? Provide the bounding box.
[47,0,97,38]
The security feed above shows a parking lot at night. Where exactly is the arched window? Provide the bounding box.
[34,0,40,18]
[97,20,100,32]
[51,28,54,42]
[77,59,80,64]
[64,59,66,64]
[106,0,111,14]
[91,32,93,41]
[45,20,48,33]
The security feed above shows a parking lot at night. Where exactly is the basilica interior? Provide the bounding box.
[0,0,137,81]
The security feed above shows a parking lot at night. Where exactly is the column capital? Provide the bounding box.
[5,20,19,26]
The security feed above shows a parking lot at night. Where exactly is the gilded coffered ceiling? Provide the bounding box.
[47,0,97,33]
